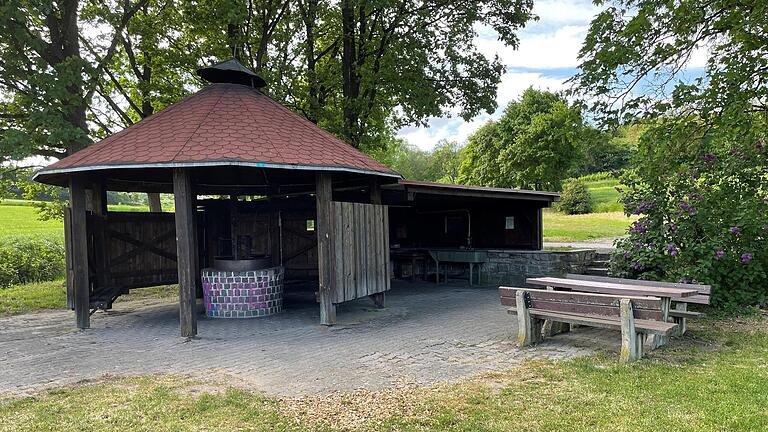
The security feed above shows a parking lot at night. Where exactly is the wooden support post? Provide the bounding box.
[147,192,162,212]
[516,290,542,346]
[369,292,386,308]
[90,181,110,294]
[173,169,198,338]
[69,177,90,329]
[535,207,544,250]
[620,298,644,362]
[542,286,570,337]
[316,172,336,325]
[674,302,688,336]
[650,297,671,349]
[369,179,382,205]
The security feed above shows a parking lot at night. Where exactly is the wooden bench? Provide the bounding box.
[499,287,678,362]
[565,274,710,334]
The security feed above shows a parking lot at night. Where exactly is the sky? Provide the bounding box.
[397,0,604,151]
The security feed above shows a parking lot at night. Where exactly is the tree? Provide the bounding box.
[427,140,465,184]
[572,0,768,130]
[0,0,147,162]
[459,88,588,190]
[333,0,536,149]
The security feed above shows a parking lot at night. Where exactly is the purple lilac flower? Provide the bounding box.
[668,223,678,232]
[629,221,648,234]
[715,250,726,260]
[730,226,741,235]
[667,244,678,256]
[731,148,741,156]
[679,201,698,215]
[623,252,631,259]
[702,153,717,162]
[688,192,703,202]
[757,141,765,150]
[741,253,753,264]
[631,262,644,271]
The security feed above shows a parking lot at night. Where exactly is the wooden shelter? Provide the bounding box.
[34,59,400,336]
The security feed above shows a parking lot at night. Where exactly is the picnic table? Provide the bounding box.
[526,276,700,347]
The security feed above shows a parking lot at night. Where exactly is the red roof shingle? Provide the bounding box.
[40,83,399,178]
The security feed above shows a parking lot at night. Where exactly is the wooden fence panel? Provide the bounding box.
[88,212,178,300]
[331,202,390,303]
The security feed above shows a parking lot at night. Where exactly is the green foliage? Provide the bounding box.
[458,88,592,190]
[0,236,65,288]
[369,138,465,183]
[557,180,593,215]
[577,127,635,176]
[611,119,768,308]
[573,0,768,131]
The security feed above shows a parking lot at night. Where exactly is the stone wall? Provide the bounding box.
[202,266,284,318]
[481,249,596,286]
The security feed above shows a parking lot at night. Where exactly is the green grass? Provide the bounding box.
[0,201,152,240]
[0,280,67,315]
[0,278,177,317]
[543,209,636,242]
[1,321,766,431]
[581,176,624,213]
[0,202,63,239]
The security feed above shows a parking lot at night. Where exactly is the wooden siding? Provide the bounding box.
[88,212,179,299]
[332,202,390,303]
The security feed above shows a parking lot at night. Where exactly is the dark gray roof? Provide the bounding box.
[197,58,267,88]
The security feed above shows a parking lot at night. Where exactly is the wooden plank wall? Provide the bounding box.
[88,212,178,295]
[332,202,390,304]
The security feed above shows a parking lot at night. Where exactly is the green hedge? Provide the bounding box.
[0,236,65,288]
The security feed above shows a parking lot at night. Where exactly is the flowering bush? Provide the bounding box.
[611,136,768,308]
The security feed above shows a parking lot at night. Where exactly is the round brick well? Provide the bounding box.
[202,266,284,318]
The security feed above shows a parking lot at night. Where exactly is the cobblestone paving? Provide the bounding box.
[0,282,617,396]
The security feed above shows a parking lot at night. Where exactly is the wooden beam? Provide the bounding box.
[316,172,336,325]
[90,181,109,291]
[173,169,198,338]
[69,176,90,329]
[620,299,643,362]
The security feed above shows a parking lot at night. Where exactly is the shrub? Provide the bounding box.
[0,236,65,288]
[611,136,768,309]
[557,180,593,214]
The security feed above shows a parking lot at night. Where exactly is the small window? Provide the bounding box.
[306,219,315,232]
[505,216,515,230]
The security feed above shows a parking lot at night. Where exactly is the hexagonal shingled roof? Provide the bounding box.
[36,79,400,183]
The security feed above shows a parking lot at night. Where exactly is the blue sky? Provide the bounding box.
[397,0,603,150]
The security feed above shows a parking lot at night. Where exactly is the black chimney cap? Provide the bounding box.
[197,58,267,88]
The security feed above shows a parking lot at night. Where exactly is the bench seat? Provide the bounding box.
[506,308,678,336]
[669,309,703,319]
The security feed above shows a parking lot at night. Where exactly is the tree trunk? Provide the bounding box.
[147,193,162,212]
[60,0,91,155]
[341,0,361,147]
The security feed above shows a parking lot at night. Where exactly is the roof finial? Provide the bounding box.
[197,57,266,88]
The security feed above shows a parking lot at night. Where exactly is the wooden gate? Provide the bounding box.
[331,202,390,303]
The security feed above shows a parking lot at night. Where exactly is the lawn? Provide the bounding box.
[0,279,177,317]
[543,209,636,242]
[1,319,766,431]
[0,200,150,239]
[583,177,624,213]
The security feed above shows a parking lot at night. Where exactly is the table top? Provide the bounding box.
[526,276,700,298]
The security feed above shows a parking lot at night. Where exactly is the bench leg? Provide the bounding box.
[620,299,643,362]
[649,297,672,349]
[516,291,543,346]
[674,302,687,336]
[542,286,570,336]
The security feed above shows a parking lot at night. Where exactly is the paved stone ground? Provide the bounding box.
[544,238,617,252]
[0,281,617,396]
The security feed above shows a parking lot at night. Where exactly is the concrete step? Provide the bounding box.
[585,267,610,276]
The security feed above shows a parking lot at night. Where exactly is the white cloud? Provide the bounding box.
[399,71,568,150]
[477,25,589,70]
